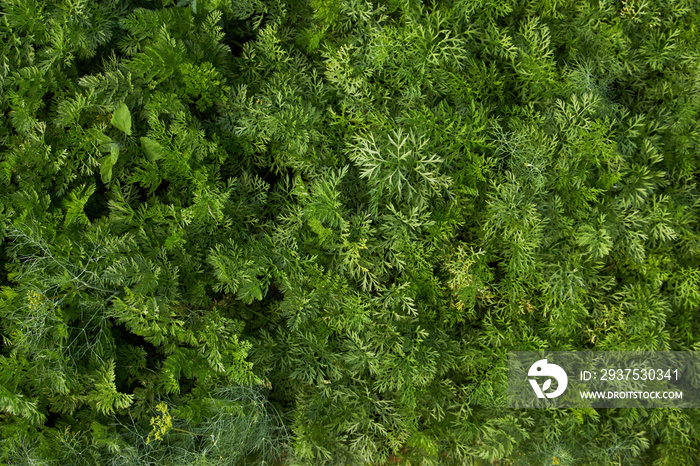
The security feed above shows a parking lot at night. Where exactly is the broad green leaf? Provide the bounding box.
[109,143,120,164]
[111,103,132,135]
[140,137,164,162]
[100,155,114,183]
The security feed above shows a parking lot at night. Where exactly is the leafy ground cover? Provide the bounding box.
[1,0,699,464]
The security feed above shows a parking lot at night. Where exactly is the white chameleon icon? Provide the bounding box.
[528,359,568,399]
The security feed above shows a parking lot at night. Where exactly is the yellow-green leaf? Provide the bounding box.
[111,103,132,135]
[140,137,164,162]
[100,155,114,183]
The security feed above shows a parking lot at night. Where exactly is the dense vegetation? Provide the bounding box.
[1,0,699,464]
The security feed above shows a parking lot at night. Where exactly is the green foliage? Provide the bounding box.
[111,103,132,136]
[140,137,164,162]
[0,0,699,464]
